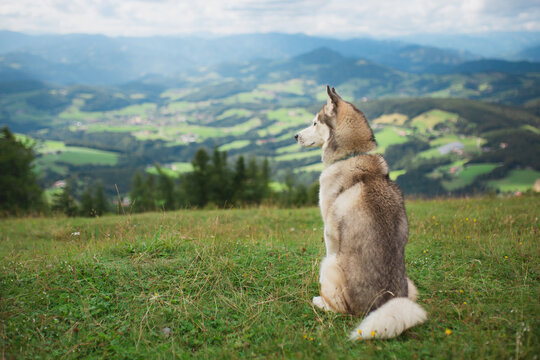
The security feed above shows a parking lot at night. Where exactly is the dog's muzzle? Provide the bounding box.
[294,134,299,142]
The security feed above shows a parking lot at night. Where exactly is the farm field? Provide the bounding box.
[4,73,539,198]
[1,196,538,359]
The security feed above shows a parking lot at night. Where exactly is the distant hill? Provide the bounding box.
[206,47,540,107]
[516,44,540,62]
[398,32,540,60]
[0,31,474,85]
[0,52,132,85]
[428,59,540,74]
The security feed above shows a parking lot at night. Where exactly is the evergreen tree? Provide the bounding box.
[130,171,146,212]
[52,182,78,217]
[79,186,95,217]
[94,181,108,216]
[189,148,210,207]
[208,148,231,207]
[259,157,271,200]
[233,155,247,204]
[244,156,261,204]
[142,174,156,211]
[307,181,320,205]
[156,165,175,210]
[0,127,44,214]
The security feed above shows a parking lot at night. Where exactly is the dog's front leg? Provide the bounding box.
[313,254,348,313]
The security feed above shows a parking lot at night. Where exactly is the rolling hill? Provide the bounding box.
[1,35,539,199]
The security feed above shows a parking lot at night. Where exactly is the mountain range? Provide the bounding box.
[0,31,538,86]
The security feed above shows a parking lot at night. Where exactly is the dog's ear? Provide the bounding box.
[331,87,342,100]
[325,85,339,116]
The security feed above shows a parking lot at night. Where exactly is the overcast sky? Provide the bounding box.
[1,0,539,37]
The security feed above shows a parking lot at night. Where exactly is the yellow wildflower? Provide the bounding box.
[445,329,452,335]
[371,330,376,338]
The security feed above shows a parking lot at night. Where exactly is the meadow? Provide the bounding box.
[1,196,538,359]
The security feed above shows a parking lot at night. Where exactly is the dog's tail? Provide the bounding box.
[349,297,427,340]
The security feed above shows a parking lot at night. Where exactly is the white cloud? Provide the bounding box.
[0,0,539,36]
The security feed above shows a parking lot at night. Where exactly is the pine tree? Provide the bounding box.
[156,165,175,211]
[79,186,95,217]
[208,148,232,207]
[0,127,44,214]
[259,157,270,200]
[189,148,210,207]
[52,182,78,217]
[233,155,247,204]
[94,181,108,216]
[130,171,145,212]
[245,156,260,204]
[142,174,156,211]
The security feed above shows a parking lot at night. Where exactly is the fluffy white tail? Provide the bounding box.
[349,298,427,340]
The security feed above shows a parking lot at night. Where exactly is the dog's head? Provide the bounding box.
[295,86,376,158]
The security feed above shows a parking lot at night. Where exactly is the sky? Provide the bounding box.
[1,0,540,38]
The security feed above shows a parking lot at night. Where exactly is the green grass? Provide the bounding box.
[266,108,312,125]
[38,140,67,152]
[373,127,409,153]
[110,103,157,118]
[410,109,458,132]
[372,113,408,126]
[86,125,155,134]
[218,140,251,152]
[222,90,275,104]
[298,163,325,173]
[275,150,320,162]
[389,169,406,181]
[35,146,119,168]
[488,169,540,192]
[258,80,305,95]
[146,163,194,178]
[443,163,499,191]
[216,108,252,120]
[276,143,303,154]
[1,196,538,358]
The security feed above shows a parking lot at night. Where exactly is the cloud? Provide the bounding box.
[0,0,539,36]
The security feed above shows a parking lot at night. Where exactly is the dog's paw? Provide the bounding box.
[312,296,326,309]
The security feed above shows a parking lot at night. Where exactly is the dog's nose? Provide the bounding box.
[294,134,299,141]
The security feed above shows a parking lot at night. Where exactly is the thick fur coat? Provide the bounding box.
[295,86,426,339]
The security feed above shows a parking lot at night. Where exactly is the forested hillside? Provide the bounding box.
[1,32,539,213]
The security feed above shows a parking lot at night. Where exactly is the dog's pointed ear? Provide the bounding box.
[331,87,342,100]
[325,85,339,116]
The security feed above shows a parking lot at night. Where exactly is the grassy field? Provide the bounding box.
[1,196,538,359]
[488,170,540,193]
[373,127,409,153]
[35,146,119,169]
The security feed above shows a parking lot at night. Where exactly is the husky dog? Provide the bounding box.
[295,86,427,340]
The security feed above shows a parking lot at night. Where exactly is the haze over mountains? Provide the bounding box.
[1,31,539,85]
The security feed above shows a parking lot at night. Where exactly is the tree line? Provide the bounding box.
[0,126,319,217]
